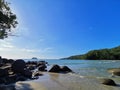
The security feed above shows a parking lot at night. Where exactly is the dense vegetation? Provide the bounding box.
[0,0,17,39]
[65,46,120,60]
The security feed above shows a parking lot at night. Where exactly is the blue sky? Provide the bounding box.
[0,0,120,59]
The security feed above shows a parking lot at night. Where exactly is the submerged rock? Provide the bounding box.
[100,78,117,86]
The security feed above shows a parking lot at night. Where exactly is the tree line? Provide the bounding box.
[65,46,120,60]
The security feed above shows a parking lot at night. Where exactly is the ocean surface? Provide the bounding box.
[25,59,120,83]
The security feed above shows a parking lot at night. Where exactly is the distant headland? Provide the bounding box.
[64,46,120,60]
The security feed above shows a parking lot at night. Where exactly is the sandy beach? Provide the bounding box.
[15,72,120,90]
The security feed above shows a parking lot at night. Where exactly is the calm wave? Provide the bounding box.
[25,59,120,82]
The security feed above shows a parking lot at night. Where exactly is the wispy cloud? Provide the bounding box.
[0,39,53,59]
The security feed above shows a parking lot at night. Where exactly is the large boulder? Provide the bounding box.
[49,64,61,73]
[11,59,26,73]
[100,78,116,86]
[38,65,47,71]
[61,66,72,72]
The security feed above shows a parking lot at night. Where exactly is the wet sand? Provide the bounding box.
[15,72,120,90]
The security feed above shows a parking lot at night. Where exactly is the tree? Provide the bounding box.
[0,0,18,39]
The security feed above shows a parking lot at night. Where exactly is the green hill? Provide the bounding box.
[65,46,120,60]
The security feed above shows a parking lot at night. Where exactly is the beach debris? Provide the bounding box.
[100,78,117,86]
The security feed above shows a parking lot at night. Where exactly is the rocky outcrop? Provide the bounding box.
[0,56,73,86]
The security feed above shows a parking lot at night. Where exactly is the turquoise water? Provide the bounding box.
[26,59,120,79]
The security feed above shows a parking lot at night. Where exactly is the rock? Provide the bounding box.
[6,75,17,84]
[33,72,43,77]
[2,58,8,64]
[8,59,14,64]
[12,59,26,73]
[100,78,116,86]
[38,65,47,71]
[0,85,15,90]
[61,66,72,72]
[37,61,47,67]
[16,75,27,81]
[113,71,120,76]
[27,65,36,70]
[0,78,5,84]
[108,68,120,76]
[49,64,61,73]
[22,69,32,78]
[0,56,2,64]
[0,68,8,77]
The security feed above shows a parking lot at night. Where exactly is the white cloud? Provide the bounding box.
[0,39,53,59]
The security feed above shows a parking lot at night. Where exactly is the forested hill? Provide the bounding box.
[65,46,120,60]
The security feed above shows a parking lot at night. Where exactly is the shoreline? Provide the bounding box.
[15,72,120,90]
[0,57,120,90]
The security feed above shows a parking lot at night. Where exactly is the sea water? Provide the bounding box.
[18,59,120,90]
[25,59,120,83]
[45,59,120,85]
